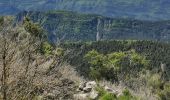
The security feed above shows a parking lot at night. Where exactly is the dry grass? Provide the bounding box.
[0,18,85,100]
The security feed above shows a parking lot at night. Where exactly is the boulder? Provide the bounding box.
[83,81,97,92]
[78,82,87,91]
[74,81,98,100]
[74,81,124,100]
[86,81,97,88]
[74,93,88,100]
[83,87,92,93]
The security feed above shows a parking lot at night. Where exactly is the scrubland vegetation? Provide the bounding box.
[0,15,170,100]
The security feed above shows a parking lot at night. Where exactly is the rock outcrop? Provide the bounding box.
[74,81,124,100]
[74,81,98,100]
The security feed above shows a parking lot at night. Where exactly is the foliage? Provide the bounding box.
[54,48,64,57]
[148,73,162,89]
[107,51,126,71]
[100,93,117,100]
[0,16,3,25]
[118,89,138,100]
[85,49,148,81]
[17,11,170,42]
[96,86,117,100]
[157,83,170,100]
[41,42,53,56]
[96,86,137,100]
[84,50,115,80]
[23,17,45,38]
[60,40,170,80]
[85,50,106,79]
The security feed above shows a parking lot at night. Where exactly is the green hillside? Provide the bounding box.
[0,11,170,100]
[16,11,170,42]
[1,0,170,20]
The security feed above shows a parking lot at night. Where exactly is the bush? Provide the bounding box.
[96,86,138,100]
[148,73,162,89]
[41,42,53,56]
[85,49,149,81]
[118,89,132,100]
[90,68,102,80]
[118,89,138,100]
[96,86,117,100]
[23,17,45,38]
[157,83,170,100]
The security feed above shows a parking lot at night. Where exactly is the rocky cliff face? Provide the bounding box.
[16,11,170,42]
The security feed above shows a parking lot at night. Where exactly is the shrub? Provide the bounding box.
[90,68,102,80]
[23,17,45,38]
[157,83,170,100]
[41,42,53,56]
[85,49,149,81]
[96,86,138,100]
[96,86,117,100]
[118,89,138,100]
[148,73,162,89]
[84,50,107,80]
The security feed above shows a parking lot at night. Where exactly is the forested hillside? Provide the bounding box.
[1,0,170,20]
[16,11,170,42]
[59,40,170,99]
[60,41,170,77]
[1,1,170,99]
[0,13,170,100]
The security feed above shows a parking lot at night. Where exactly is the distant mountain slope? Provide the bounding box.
[1,0,170,20]
[16,11,170,42]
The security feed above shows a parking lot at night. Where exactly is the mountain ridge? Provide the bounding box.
[16,11,170,42]
[1,0,170,20]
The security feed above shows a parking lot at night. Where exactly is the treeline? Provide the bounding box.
[60,40,170,77]
[59,40,170,99]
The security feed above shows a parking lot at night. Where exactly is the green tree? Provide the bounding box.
[84,50,106,79]
[23,17,45,39]
[107,51,126,71]
[85,49,149,81]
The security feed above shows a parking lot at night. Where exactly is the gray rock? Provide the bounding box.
[86,81,97,88]
[89,89,98,99]
[74,93,88,100]
[83,87,92,93]
[78,82,86,91]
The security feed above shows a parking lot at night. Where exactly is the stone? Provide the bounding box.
[74,93,89,100]
[89,89,98,99]
[86,81,97,88]
[74,81,125,100]
[78,82,86,91]
[83,87,92,93]
[83,81,97,93]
